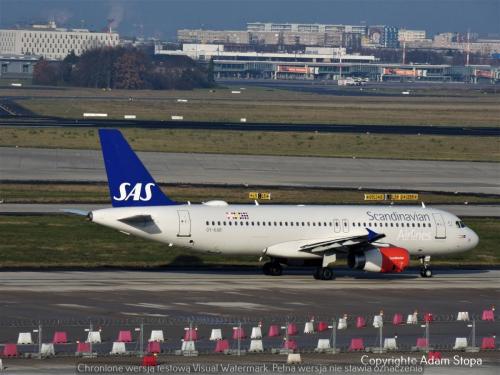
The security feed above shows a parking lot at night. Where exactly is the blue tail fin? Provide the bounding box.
[98,129,176,207]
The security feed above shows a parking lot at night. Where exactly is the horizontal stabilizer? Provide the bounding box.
[60,209,89,216]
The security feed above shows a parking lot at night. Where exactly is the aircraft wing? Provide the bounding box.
[298,229,385,254]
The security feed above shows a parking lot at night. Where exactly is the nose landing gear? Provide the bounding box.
[263,260,283,276]
[419,255,433,278]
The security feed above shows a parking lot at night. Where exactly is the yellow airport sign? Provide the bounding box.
[364,193,419,201]
[249,192,272,200]
[364,193,386,201]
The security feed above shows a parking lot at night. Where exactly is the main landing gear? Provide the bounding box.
[263,261,283,276]
[313,267,334,281]
[419,255,433,278]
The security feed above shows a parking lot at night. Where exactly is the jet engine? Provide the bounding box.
[348,247,410,273]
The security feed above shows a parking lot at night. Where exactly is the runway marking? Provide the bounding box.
[54,303,92,309]
[125,303,171,310]
[196,302,277,310]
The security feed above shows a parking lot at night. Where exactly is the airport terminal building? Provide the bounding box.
[156,43,500,83]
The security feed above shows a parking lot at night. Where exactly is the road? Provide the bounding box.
[1,147,499,195]
[1,115,499,136]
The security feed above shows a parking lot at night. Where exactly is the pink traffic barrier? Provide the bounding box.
[184,328,199,341]
[481,337,496,350]
[317,321,328,332]
[416,338,428,349]
[392,313,403,325]
[283,339,297,351]
[117,330,132,343]
[482,309,495,321]
[349,338,365,351]
[428,352,442,361]
[424,313,433,323]
[76,342,91,354]
[52,331,68,344]
[147,341,161,354]
[232,327,246,340]
[214,339,229,353]
[356,316,366,328]
[268,325,280,337]
[2,343,18,357]
[287,323,298,336]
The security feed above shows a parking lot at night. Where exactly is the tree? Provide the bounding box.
[33,58,58,85]
[113,49,149,89]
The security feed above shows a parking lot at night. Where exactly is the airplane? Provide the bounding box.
[71,129,479,280]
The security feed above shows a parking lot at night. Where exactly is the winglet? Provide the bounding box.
[366,228,378,242]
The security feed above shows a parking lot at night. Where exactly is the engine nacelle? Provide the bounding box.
[348,247,410,273]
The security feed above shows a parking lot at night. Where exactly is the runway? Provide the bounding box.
[0,203,498,217]
[0,270,498,374]
[2,147,499,194]
[1,115,499,136]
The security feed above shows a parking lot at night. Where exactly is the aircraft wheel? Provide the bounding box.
[420,267,433,278]
[313,267,322,280]
[263,262,272,276]
[269,262,283,276]
[314,267,333,280]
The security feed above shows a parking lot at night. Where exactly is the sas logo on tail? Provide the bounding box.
[113,183,155,202]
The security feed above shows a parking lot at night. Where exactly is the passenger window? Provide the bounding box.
[302,222,305,226]
[307,222,310,226]
[218,221,221,226]
[290,222,294,226]
[223,221,226,226]
[206,221,209,225]
[312,222,316,226]
[229,221,232,226]
[279,222,283,226]
[296,222,299,226]
[374,223,377,227]
[318,222,321,227]
[251,222,255,226]
[390,223,393,227]
[257,221,260,226]
[262,222,266,226]
[412,223,415,227]
[240,222,244,226]
[269,222,272,226]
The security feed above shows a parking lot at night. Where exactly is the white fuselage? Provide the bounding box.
[91,203,478,260]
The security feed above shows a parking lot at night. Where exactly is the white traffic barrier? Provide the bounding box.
[240,118,247,123]
[250,327,262,339]
[177,99,188,103]
[110,342,127,355]
[40,343,55,357]
[11,83,22,87]
[304,321,315,334]
[181,340,196,351]
[384,338,398,350]
[457,312,470,321]
[171,115,184,120]
[287,353,302,364]
[453,337,468,350]
[83,113,108,118]
[407,313,417,324]
[373,315,383,328]
[0,358,3,370]
[124,115,136,119]
[249,340,264,353]
[17,332,33,345]
[231,91,241,94]
[315,339,331,352]
[149,330,164,342]
[87,331,101,344]
[210,329,222,341]
[337,318,347,330]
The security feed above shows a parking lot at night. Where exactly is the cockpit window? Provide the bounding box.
[455,220,466,228]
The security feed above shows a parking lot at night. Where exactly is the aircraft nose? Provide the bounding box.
[467,228,479,249]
